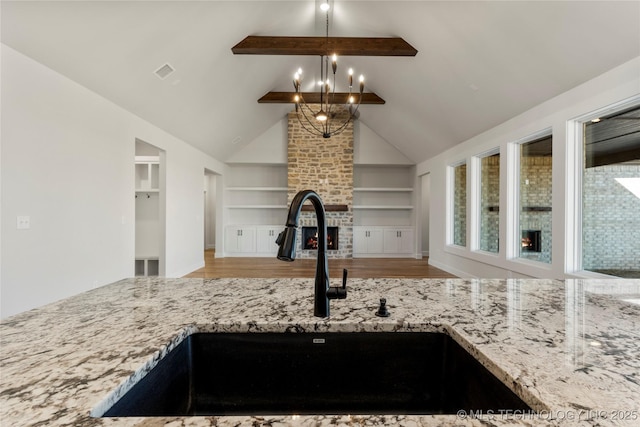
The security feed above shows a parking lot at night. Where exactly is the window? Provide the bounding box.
[518,135,552,263]
[478,152,500,253]
[582,105,640,278]
[452,163,467,247]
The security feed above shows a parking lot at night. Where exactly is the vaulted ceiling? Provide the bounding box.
[2,1,639,163]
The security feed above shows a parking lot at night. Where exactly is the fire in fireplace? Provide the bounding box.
[302,227,339,250]
[521,230,541,253]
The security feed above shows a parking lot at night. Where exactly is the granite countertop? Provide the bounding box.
[1,277,639,426]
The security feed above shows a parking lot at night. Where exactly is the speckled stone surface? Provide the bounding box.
[1,277,639,426]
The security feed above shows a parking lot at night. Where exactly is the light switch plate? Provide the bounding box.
[17,216,30,229]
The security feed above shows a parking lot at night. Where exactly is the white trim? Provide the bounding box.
[565,118,583,275]
[505,140,520,260]
[445,164,455,246]
[428,258,475,279]
[565,95,640,276]
[470,148,500,254]
[508,128,553,262]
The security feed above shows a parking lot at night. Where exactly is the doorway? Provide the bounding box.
[135,139,166,276]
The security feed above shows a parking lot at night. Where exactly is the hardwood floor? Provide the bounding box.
[183,250,457,279]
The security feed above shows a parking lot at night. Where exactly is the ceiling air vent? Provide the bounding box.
[154,63,175,80]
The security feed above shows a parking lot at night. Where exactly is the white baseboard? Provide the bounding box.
[428,259,474,278]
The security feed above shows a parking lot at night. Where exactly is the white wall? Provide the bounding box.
[1,45,225,318]
[419,56,640,279]
[227,117,414,166]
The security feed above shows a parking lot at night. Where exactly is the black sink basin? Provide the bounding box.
[102,332,531,416]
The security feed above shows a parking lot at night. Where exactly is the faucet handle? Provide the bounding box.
[327,268,348,300]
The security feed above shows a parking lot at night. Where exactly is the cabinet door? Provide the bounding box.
[238,227,256,253]
[368,229,384,253]
[256,227,280,254]
[354,228,384,254]
[353,228,368,254]
[397,229,414,254]
[383,229,401,253]
[383,228,414,254]
[225,226,241,253]
[225,226,256,253]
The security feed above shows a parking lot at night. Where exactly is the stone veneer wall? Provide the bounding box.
[480,154,500,253]
[287,106,354,259]
[453,164,467,247]
[519,156,552,263]
[583,163,640,271]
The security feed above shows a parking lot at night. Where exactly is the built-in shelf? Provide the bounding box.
[224,164,289,227]
[135,257,159,277]
[353,165,416,227]
[353,205,414,210]
[135,154,162,276]
[226,187,288,192]
[353,187,413,192]
[135,189,160,193]
[301,204,349,212]
[226,205,287,209]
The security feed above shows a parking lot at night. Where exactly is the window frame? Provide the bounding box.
[447,160,468,248]
[471,148,500,255]
[508,128,553,265]
[566,95,640,276]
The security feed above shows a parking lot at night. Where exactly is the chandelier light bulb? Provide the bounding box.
[349,96,354,104]
[316,111,328,121]
[320,2,330,12]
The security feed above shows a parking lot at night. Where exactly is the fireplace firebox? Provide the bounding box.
[521,230,541,253]
[302,227,339,250]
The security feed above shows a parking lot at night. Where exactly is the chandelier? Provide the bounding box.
[292,1,365,139]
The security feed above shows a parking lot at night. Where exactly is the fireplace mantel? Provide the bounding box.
[301,204,348,212]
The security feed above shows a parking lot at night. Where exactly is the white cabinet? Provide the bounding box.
[353,227,384,254]
[383,228,414,254]
[354,226,415,258]
[225,225,282,256]
[256,226,282,255]
[225,226,256,254]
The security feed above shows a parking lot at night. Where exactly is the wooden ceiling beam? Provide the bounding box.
[232,36,418,57]
[258,91,385,105]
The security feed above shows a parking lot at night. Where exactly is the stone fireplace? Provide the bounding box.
[287,106,353,258]
[302,226,339,250]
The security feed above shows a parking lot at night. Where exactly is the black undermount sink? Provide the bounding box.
[102,332,531,416]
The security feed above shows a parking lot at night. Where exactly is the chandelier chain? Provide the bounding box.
[292,2,365,139]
